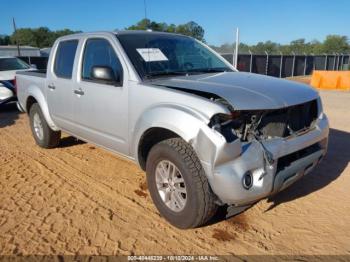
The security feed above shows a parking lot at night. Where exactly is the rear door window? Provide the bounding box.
[54,40,78,79]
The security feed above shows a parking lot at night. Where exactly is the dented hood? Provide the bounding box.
[151,72,319,110]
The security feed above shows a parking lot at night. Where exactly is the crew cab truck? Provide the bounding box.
[16,31,329,229]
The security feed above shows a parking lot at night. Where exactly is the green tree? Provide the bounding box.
[11,28,36,47]
[289,38,306,54]
[52,29,81,44]
[127,18,151,30]
[0,35,11,45]
[211,42,251,54]
[10,27,81,48]
[251,41,279,54]
[33,27,52,47]
[308,40,323,54]
[321,35,349,53]
[166,24,177,33]
[175,21,205,41]
[126,19,205,41]
[211,35,350,55]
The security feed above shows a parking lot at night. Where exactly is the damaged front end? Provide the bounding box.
[193,97,329,207]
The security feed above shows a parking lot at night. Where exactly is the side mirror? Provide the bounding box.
[91,66,122,85]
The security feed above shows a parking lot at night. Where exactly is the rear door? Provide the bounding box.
[47,39,79,133]
[72,36,129,155]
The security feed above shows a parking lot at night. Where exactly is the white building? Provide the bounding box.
[0,45,41,57]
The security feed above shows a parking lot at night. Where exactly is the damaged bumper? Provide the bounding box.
[194,113,329,206]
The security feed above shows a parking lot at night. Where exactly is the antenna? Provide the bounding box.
[12,17,21,56]
[143,0,151,75]
[144,0,148,20]
[144,0,150,29]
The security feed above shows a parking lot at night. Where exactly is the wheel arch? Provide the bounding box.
[132,104,212,170]
[137,127,180,170]
[25,87,59,131]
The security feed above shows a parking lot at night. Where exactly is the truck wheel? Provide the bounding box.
[146,138,218,229]
[29,103,61,148]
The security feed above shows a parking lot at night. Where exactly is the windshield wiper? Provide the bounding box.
[144,71,188,79]
[186,68,232,74]
[144,68,232,79]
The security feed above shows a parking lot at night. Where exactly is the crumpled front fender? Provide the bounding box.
[132,102,244,204]
[132,103,223,162]
[190,126,242,178]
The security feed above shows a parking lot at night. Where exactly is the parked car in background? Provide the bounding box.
[16,31,329,229]
[0,56,32,106]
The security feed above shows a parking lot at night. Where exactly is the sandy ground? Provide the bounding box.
[0,79,349,255]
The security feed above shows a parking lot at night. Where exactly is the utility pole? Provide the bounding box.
[12,17,21,56]
[234,28,239,68]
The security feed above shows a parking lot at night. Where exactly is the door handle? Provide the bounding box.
[48,84,55,90]
[74,88,84,96]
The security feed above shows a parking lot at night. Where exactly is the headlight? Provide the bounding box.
[209,113,242,143]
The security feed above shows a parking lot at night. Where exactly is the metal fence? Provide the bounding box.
[17,53,350,77]
[221,53,350,78]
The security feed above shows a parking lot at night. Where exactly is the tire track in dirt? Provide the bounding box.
[1,91,350,255]
[0,124,254,255]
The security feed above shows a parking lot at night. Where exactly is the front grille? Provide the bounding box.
[258,99,318,138]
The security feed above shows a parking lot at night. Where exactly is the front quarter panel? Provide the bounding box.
[129,82,233,166]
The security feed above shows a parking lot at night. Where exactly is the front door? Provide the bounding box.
[72,37,129,155]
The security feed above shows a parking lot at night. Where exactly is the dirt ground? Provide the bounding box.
[0,79,349,255]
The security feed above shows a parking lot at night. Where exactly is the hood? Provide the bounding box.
[151,72,319,110]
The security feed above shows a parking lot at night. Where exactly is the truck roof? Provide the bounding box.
[115,30,186,37]
[56,30,190,42]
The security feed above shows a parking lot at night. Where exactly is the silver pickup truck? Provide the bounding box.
[16,31,329,229]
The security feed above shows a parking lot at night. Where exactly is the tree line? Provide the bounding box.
[125,19,205,42]
[0,19,204,48]
[211,36,350,55]
[0,28,81,48]
[0,19,349,55]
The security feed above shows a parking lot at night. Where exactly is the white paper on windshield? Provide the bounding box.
[136,48,168,62]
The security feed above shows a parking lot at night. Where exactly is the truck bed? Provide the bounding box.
[16,70,47,113]
[16,69,47,78]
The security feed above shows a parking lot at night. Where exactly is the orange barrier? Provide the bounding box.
[310,70,350,91]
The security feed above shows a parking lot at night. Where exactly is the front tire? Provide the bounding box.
[146,138,218,229]
[29,103,61,148]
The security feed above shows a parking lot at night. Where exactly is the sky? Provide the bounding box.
[1,0,349,46]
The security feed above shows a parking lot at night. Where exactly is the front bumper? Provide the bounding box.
[203,113,329,206]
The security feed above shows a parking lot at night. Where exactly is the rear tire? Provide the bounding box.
[146,138,218,229]
[29,103,61,148]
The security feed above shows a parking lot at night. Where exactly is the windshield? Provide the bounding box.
[116,33,233,79]
[0,58,30,71]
